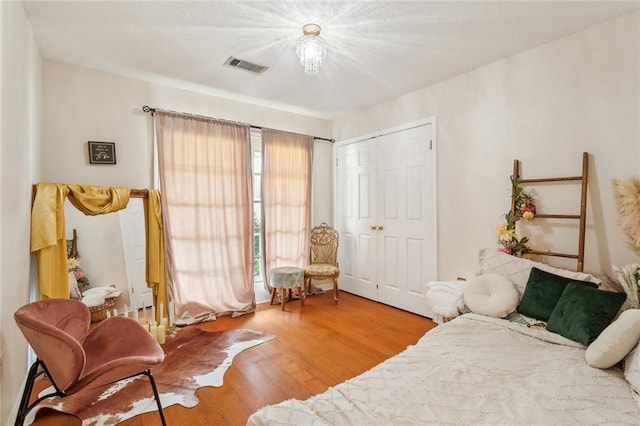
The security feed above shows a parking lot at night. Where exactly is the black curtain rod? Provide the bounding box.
[142,105,334,143]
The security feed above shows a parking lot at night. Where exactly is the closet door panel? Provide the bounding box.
[336,141,378,300]
[407,238,425,296]
[407,166,423,219]
[376,124,435,317]
[341,232,355,279]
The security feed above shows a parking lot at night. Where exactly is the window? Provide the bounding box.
[251,136,263,284]
[251,130,272,303]
[251,132,263,284]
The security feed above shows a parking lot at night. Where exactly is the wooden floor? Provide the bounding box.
[30,291,436,425]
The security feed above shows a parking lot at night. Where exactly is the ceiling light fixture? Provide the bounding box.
[296,23,326,76]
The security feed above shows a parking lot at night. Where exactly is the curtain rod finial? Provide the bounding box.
[142,105,155,114]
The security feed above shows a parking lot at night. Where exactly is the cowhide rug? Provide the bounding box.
[26,327,274,425]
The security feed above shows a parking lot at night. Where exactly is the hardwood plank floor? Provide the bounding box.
[29,291,436,425]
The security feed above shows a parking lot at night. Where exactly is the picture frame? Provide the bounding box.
[88,141,116,165]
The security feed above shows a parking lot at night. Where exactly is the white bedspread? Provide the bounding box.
[247,314,640,425]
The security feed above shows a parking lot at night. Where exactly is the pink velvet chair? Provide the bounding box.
[14,298,166,425]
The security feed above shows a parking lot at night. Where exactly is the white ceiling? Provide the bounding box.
[22,1,640,119]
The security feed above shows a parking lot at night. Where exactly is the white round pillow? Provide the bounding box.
[463,274,519,318]
[586,309,640,369]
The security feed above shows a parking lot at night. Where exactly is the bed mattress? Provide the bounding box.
[247,314,640,425]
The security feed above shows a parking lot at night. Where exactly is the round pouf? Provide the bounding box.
[269,267,305,311]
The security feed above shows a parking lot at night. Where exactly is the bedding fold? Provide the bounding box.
[425,280,465,323]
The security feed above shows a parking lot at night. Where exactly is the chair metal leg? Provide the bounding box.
[142,370,166,426]
[15,366,167,426]
[333,278,339,303]
[15,359,63,426]
[15,360,41,426]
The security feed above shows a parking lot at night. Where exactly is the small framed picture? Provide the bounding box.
[88,141,116,165]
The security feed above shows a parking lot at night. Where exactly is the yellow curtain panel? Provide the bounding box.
[144,189,167,324]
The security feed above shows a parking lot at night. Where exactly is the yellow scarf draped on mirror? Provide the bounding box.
[31,183,169,325]
[31,183,131,299]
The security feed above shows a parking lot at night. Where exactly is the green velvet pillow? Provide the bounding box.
[547,282,626,346]
[517,267,597,321]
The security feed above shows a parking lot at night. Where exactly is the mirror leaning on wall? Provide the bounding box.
[64,198,144,310]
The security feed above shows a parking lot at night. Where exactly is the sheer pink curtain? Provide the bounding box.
[261,129,314,289]
[155,111,254,324]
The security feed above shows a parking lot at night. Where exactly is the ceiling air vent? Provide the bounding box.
[224,56,269,75]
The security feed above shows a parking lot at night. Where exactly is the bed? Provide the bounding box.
[247,250,640,425]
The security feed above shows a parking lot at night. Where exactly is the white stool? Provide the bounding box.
[269,267,305,311]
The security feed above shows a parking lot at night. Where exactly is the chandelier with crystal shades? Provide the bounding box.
[296,23,326,75]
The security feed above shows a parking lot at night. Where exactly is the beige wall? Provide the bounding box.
[40,61,333,189]
[40,61,334,307]
[333,11,640,282]
[2,5,639,423]
[0,1,41,424]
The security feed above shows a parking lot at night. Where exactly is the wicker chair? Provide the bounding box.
[304,223,340,302]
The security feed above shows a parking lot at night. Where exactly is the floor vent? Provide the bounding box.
[224,56,268,75]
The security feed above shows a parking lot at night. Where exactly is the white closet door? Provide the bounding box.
[375,124,436,316]
[336,140,379,300]
[336,123,436,317]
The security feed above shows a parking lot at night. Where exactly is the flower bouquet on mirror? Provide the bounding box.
[68,257,90,287]
[67,257,91,300]
[67,235,90,299]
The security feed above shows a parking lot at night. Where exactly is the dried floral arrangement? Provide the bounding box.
[610,176,640,307]
[613,176,640,256]
[495,177,536,257]
[613,263,640,309]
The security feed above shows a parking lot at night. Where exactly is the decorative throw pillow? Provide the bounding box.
[518,268,598,321]
[547,282,626,346]
[624,342,640,393]
[463,274,519,318]
[477,248,601,297]
[586,309,640,369]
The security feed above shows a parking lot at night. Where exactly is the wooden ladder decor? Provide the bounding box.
[511,152,589,272]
